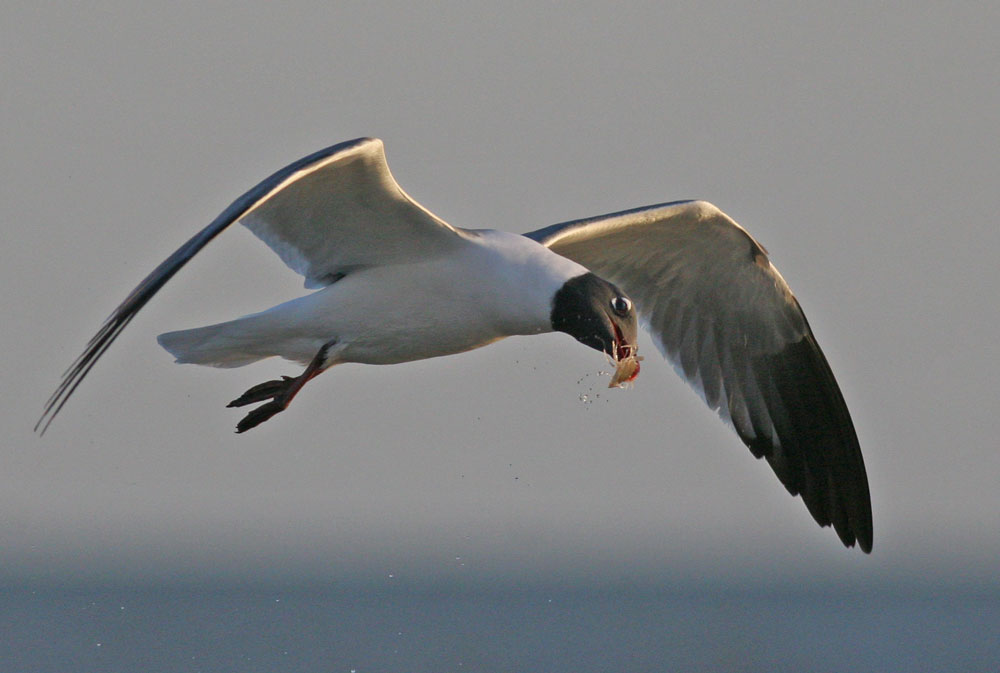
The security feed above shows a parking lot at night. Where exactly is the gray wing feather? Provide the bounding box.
[526,200,872,552]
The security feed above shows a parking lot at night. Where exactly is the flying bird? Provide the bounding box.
[37,137,872,552]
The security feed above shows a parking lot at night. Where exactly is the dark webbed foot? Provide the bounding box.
[228,377,299,433]
[225,339,337,433]
[234,399,288,433]
[227,377,295,408]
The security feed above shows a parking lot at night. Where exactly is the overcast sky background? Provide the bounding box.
[3,2,998,590]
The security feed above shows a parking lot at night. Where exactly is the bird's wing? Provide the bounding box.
[525,200,872,552]
[239,137,472,288]
[37,137,472,433]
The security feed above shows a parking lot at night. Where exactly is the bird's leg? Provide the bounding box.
[226,339,337,433]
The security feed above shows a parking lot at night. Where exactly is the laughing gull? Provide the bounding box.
[37,137,872,552]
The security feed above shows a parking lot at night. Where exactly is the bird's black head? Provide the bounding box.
[551,273,639,374]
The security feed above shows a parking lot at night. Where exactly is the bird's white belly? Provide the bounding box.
[265,255,550,367]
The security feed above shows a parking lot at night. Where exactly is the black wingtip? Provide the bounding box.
[35,311,138,436]
[742,333,873,553]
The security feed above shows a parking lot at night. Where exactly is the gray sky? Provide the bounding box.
[3,2,998,587]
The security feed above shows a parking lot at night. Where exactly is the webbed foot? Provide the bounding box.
[225,339,337,433]
[228,377,298,433]
[227,376,295,408]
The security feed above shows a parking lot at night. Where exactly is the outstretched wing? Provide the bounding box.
[37,137,471,433]
[240,137,471,287]
[526,200,872,552]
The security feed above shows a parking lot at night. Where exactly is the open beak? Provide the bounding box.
[611,321,635,361]
[609,321,640,387]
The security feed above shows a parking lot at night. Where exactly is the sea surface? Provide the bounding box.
[3,578,997,672]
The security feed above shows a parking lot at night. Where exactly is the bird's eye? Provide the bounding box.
[611,296,632,315]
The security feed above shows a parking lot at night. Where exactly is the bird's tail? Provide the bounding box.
[157,316,279,368]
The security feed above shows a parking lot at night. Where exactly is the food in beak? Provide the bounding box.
[608,354,641,388]
[608,323,640,388]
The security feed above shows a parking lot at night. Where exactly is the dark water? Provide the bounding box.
[3,580,997,672]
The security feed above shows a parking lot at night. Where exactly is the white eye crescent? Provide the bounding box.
[611,296,632,315]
